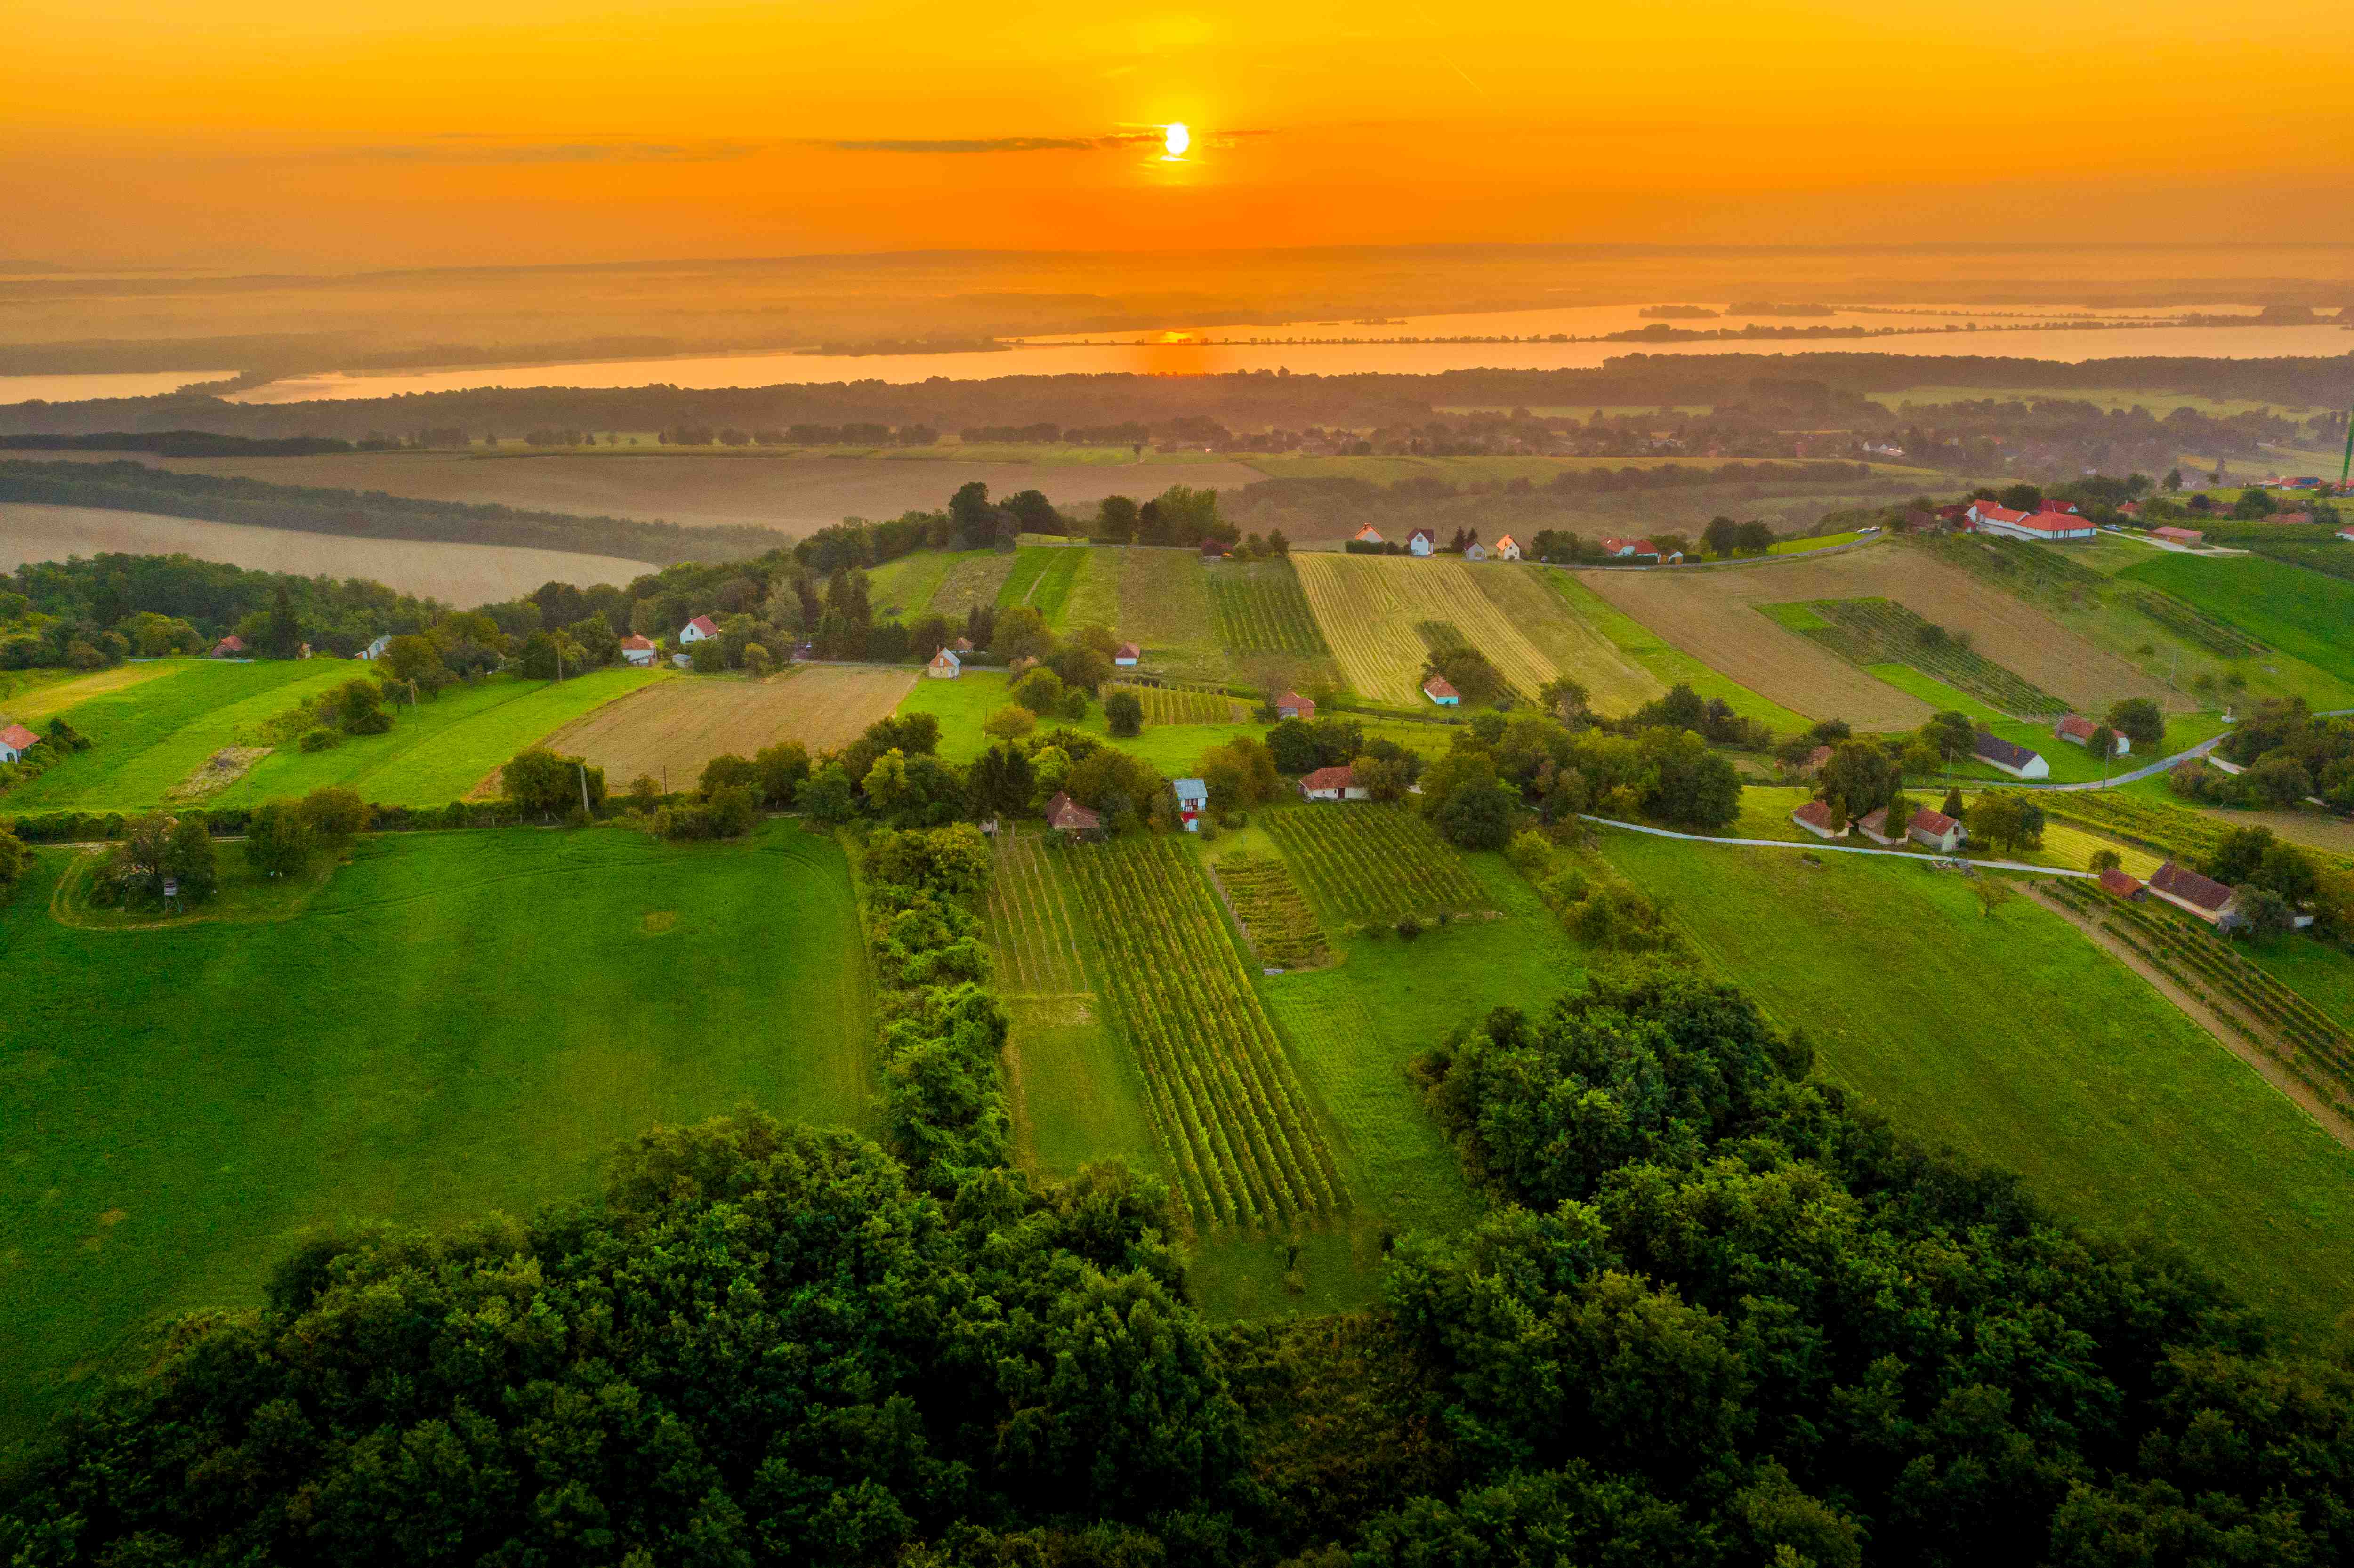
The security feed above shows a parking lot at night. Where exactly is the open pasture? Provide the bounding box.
[0,502,653,602]
[0,822,874,1441]
[2120,554,2354,689]
[1260,802,1491,923]
[0,661,181,724]
[1581,542,2174,729]
[1059,834,1347,1229]
[1602,834,2354,1345]
[535,666,913,789]
[1202,558,1330,657]
[1292,554,1573,706]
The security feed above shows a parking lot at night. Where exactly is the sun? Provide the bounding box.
[1162,122,1190,160]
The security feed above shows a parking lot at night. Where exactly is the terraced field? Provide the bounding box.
[1061,835,1347,1228]
[1261,803,1491,923]
[1292,554,1570,706]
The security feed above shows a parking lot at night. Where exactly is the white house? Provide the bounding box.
[1298,764,1369,801]
[1790,799,1848,840]
[1407,527,1437,557]
[1906,806,1967,853]
[1114,642,1141,667]
[1966,500,2096,542]
[1464,542,1488,561]
[1353,524,1385,547]
[1598,537,1681,563]
[678,615,720,644]
[1173,776,1208,830]
[1493,534,1523,561]
[620,634,660,667]
[926,647,962,679]
[1972,730,2050,780]
[2055,715,2129,756]
[0,723,39,765]
[1423,675,1460,707]
[360,634,392,661]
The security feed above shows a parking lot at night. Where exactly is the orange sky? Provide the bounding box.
[8,0,2353,267]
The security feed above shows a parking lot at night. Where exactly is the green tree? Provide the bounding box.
[1967,791,2044,854]
[503,747,598,818]
[1432,777,1516,849]
[162,812,217,903]
[2104,696,2165,752]
[261,584,302,659]
[515,629,564,680]
[992,605,1056,662]
[244,800,315,878]
[300,786,368,842]
[751,741,811,807]
[699,753,757,798]
[798,761,861,822]
[1732,519,1774,554]
[967,744,1037,820]
[0,828,27,898]
[1009,666,1068,715]
[1702,515,1741,558]
[1105,690,1144,738]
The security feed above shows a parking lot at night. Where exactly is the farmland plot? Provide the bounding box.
[534,666,914,789]
[1116,547,1226,683]
[1203,558,1330,657]
[1061,835,1347,1227]
[1110,681,1244,726]
[1262,803,1490,923]
[1471,564,1661,716]
[1768,597,2070,716]
[1212,853,1329,969]
[929,552,1018,616]
[1294,554,1573,705]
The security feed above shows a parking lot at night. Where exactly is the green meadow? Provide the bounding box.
[2120,553,2354,689]
[0,822,874,1442]
[1602,833,2354,1345]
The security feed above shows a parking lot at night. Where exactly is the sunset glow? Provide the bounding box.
[1162,122,1189,160]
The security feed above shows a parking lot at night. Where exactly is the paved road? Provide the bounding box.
[2009,711,2350,793]
[1577,814,2100,878]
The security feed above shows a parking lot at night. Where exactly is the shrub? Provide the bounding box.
[1395,913,1424,941]
[297,727,343,753]
[1105,689,1145,738]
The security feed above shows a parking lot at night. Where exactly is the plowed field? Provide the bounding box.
[536,665,914,788]
[1579,543,2175,730]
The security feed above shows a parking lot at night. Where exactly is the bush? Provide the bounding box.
[296,727,343,753]
[1395,913,1423,941]
[1105,689,1145,738]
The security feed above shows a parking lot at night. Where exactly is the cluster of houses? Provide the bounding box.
[1948,497,2098,542]
[1040,776,1209,839]
[2098,860,2314,933]
[1347,525,1535,562]
[1790,799,1968,852]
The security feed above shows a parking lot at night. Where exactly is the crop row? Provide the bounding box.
[1262,803,1489,922]
[2125,586,2265,658]
[1800,597,2067,716]
[1061,835,1347,1226]
[985,828,1090,995]
[1212,853,1329,969]
[2040,792,2227,862]
[1109,682,1236,727]
[1923,533,2105,592]
[1204,566,1330,657]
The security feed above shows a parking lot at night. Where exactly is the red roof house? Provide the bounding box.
[2098,867,2147,901]
[1352,524,1385,546]
[1114,642,1142,666]
[679,614,721,643]
[619,633,659,666]
[2151,525,2203,544]
[1967,500,2096,541]
[1855,805,1898,844]
[1906,806,1966,852]
[2148,861,2239,926]
[0,723,40,764]
[1044,791,1103,837]
[1274,690,1315,720]
[209,634,246,658]
[1298,764,1366,801]
[1791,799,1848,840]
[2055,715,2128,755]
[1422,675,1461,707]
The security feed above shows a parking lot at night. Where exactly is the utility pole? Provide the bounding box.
[577,761,591,818]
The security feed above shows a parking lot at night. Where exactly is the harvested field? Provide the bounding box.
[20,448,1266,540]
[0,502,649,601]
[537,666,915,788]
[930,553,1018,616]
[1580,543,2175,730]
[1468,563,1660,715]
[1294,553,1603,707]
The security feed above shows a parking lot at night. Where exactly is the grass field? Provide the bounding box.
[1771,597,2070,716]
[0,822,874,1441]
[2,660,358,813]
[866,548,987,619]
[216,667,661,808]
[532,666,915,791]
[0,662,182,724]
[929,552,1019,616]
[1863,662,2010,720]
[1601,834,2354,1345]
[2120,554,2354,689]
[1109,682,1246,726]
[1053,546,1123,634]
[995,545,1082,611]
[1117,547,1227,683]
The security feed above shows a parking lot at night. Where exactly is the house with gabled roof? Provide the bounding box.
[1353,524,1385,547]
[1274,690,1315,721]
[0,723,40,764]
[1407,527,1437,557]
[2055,715,2128,755]
[1173,776,1208,829]
[1971,730,2049,780]
[2148,861,2241,928]
[1044,791,1103,838]
[1855,805,1899,845]
[1114,642,1141,666]
[1906,806,1966,853]
[2098,867,2147,901]
[1298,764,1368,802]
[361,634,393,661]
[1422,675,1460,707]
[678,615,720,643]
[926,647,963,679]
[1791,799,1848,840]
[1967,500,2096,541]
[2151,525,2203,545]
[1493,534,1522,561]
[210,634,246,659]
[620,634,660,667]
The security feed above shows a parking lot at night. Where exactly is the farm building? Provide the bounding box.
[1173,776,1208,830]
[1464,542,1489,561]
[1298,764,1369,801]
[0,723,40,764]
[1854,806,1899,845]
[1598,537,1682,563]
[1044,791,1103,839]
[949,636,975,653]
[1352,524,1385,547]
[2151,526,2204,545]
[2118,501,2142,519]
[2054,715,2128,755]
[1971,731,2050,779]
[1422,675,1461,707]
[360,634,392,661]
[678,615,720,644]
[620,634,660,667]
[2039,499,2083,515]
[1906,806,1966,852]
[1966,500,2096,542]
[1493,534,1522,561]
[2336,526,2354,543]
[1114,642,1141,666]
[1275,690,1316,721]
[1791,799,1848,840]
[2098,867,2148,901]
[926,648,963,679]
[2149,861,2241,929]
[209,635,246,659]
[1407,527,1437,557]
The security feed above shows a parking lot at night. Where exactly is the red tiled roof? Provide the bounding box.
[2056,715,2098,740]
[1857,806,1890,834]
[1909,806,1960,837]
[686,615,719,635]
[1599,537,1659,556]
[1045,791,1102,831]
[2098,867,2146,899]
[1276,690,1313,712]
[1353,524,1383,541]
[1793,799,1836,829]
[1299,764,1356,792]
[1116,642,1141,659]
[1804,744,1834,769]
[1969,501,2030,525]
[0,723,38,751]
[1494,534,1519,551]
[214,635,245,652]
[2038,498,2080,513]
[2150,860,2234,911]
[2151,526,2203,542]
[1422,675,1460,699]
[620,634,656,650]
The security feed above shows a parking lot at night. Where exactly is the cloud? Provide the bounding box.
[350,138,762,164]
[814,130,1268,154]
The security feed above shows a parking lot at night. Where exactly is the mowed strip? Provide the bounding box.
[1295,553,1574,704]
[0,662,182,723]
[537,665,916,787]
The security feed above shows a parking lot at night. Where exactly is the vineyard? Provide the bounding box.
[1776,596,2070,716]
[1919,533,2105,595]
[986,828,1092,995]
[2124,586,2266,658]
[2040,792,2230,864]
[1107,680,1242,726]
[1060,835,1348,1226]
[1202,559,1330,656]
[1294,553,1567,704]
[1212,853,1330,969]
[2045,878,2354,1120]
[1262,803,1491,923]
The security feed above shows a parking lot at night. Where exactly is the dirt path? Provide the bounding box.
[2029,887,2354,1150]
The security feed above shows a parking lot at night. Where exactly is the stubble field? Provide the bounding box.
[534,665,916,788]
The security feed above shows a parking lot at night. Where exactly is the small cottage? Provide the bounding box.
[1906,806,1966,853]
[210,635,246,659]
[1172,776,1208,830]
[678,615,720,644]
[1352,524,1386,547]
[2055,715,2128,756]
[1045,791,1103,839]
[1464,542,1488,561]
[1422,675,1460,707]
[620,634,660,667]
[926,648,963,680]
[1971,731,2050,780]
[2148,861,2241,928]
[1791,799,1848,840]
[1854,806,1899,845]
[1493,534,1523,561]
[1298,764,1368,802]
[2097,867,2147,901]
[1407,527,1437,557]
[1114,642,1141,667]
[0,723,40,764]
[949,636,975,653]
[2151,525,2203,545]
[1274,690,1316,721]
[361,634,392,661]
